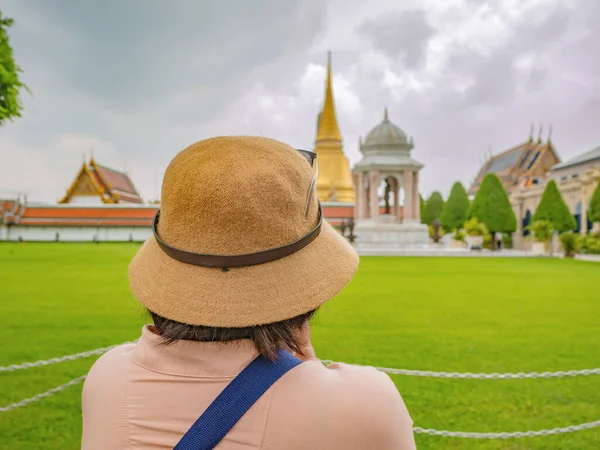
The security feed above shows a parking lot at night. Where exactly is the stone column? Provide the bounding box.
[369,170,380,219]
[355,172,366,219]
[403,170,414,221]
[412,170,420,221]
[515,199,523,235]
[513,196,524,250]
[393,177,400,219]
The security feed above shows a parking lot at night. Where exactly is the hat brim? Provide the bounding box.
[128,220,359,327]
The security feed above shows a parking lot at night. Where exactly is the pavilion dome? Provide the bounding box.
[363,108,409,147]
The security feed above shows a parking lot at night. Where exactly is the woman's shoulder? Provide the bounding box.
[269,360,416,449]
[85,343,137,386]
[301,359,406,404]
[299,358,392,383]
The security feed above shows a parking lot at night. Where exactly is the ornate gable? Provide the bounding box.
[59,158,143,204]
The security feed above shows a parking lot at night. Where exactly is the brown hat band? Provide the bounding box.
[152,201,323,269]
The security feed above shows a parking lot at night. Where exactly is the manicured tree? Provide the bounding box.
[469,173,517,249]
[439,182,469,232]
[590,180,600,225]
[0,11,27,125]
[422,191,444,226]
[532,179,577,232]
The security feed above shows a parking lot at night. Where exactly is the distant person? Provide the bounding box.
[81,137,416,449]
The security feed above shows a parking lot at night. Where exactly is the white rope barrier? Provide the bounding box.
[2,343,600,439]
[2,345,598,379]
[0,342,135,373]
[413,421,600,438]
[320,361,600,379]
[0,375,87,413]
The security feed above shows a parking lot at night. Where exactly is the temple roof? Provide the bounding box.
[469,135,561,195]
[552,145,600,170]
[315,52,342,143]
[60,158,143,204]
[363,108,409,147]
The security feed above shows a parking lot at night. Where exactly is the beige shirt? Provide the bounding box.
[82,326,416,449]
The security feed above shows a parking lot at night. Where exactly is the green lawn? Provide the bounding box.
[0,243,599,449]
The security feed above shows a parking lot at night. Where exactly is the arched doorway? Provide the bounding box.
[522,209,531,236]
[383,175,401,218]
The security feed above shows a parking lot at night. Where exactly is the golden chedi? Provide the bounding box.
[314,52,355,203]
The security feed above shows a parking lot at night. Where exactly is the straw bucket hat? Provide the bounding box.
[129,136,358,327]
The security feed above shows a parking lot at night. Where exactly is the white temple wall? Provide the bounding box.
[2,226,153,242]
[68,196,105,205]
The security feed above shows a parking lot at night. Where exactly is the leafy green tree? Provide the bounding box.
[419,194,425,223]
[422,191,444,225]
[439,182,469,232]
[590,180,600,224]
[0,11,27,125]
[469,173,517,247]
[532,179,577,232]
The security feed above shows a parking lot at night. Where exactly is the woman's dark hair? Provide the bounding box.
[149,309,317,361]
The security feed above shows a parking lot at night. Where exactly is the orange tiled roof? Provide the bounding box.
[6,202,365,227]
[16,205,157,227]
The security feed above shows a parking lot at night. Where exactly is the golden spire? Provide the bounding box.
[316,51,342,143]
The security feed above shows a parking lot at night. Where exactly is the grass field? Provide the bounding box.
[1,243,599,449]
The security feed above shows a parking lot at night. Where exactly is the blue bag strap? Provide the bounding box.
[174,348,302,450]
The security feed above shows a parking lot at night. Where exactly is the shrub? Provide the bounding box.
[502,234,513,249]
[581,233,600,254]
[559,232,581,258]
[483,232,493,250]
[464,217,487,236]
[453,229,465,242]
[532,180,577,232]
[527,220,554,242]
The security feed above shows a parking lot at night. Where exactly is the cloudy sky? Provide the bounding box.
[1,0,599,202]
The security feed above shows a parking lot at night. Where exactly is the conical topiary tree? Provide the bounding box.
[469,173,517,247]
[422,191,445,226]
[439,182,469,232]
[532,179,577,232]
[590,180,600,225]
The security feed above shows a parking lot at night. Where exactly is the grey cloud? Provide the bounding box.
[4,0,325,116]
[433,2,578,111]
[359,9,434,69]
